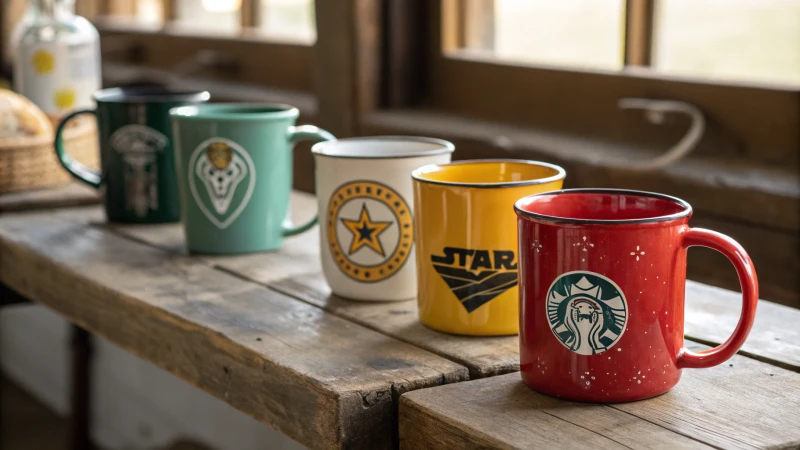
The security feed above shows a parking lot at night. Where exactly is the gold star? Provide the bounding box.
[341,203,392,256]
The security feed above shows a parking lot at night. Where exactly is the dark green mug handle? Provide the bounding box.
[283,125,336,237]
[54,109,102,189]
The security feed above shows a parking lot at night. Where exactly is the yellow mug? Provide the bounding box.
[412,159,566,336]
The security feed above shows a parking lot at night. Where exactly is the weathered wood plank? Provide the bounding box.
[400,374,709,450]
[0,182,100,213]
[0,210,468,450]
[400,351,800,449]
[685,281,800,372]
[109,191,800,376]
[108,194,519,378]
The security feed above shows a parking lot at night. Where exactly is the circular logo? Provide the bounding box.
[327,181,413,283]
[546,271,628,355]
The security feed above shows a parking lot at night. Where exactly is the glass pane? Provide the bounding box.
[259,0,315,42]
[460,0,626,71]
[654,0,800,85]
[174,0,240,32]
[136,0,163,25]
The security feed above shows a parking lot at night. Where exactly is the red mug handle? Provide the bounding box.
[677,228,758,369]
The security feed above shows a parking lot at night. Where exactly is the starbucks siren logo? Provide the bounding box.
[110,125,168,218]
[546,271,628,355]
[189,137,256,229]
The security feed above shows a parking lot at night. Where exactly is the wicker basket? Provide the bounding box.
[0,117,100,194]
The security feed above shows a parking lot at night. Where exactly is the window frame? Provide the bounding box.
[80,0,316,96]
[356,0,799,306]
[426,0,799,166]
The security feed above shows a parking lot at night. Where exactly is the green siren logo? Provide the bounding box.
[546,271,628,355]
[189,138,256,229]
[432,247,518,313]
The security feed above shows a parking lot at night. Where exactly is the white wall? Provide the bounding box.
[0,304,306,450]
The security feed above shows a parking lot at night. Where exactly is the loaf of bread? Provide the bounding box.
[0,88,53,145]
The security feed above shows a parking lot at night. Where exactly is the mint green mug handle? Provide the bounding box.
[54,109,102,188]
[282,125,336,237]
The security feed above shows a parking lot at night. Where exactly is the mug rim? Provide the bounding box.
[411,159,566,189]
[312,136,455,159]
[94,87,210,104]
[169,103,300,121]
[514,188,693,225]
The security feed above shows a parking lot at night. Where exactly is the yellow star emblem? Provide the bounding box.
[341,203,392,257]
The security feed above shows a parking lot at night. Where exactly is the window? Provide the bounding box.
[457,0,626,71]
[363,0,798,306]
[174,0,240,33]
[74,0,316,114]
[452,0,800,85]
[259,0,315,42]
[415,0,798,167]
[653,0,800,85]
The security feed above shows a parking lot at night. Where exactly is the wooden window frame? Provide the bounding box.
[345,0,799,306]
[78,0,315,109]
[429,0,798,166]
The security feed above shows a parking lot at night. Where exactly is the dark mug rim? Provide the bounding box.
[514,188,693,225]
[93,87,211,104]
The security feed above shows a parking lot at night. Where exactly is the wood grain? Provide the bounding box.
[400,351,800,449]
[313,0,382,137]
[106,190,800,378]
[0,182,100,213]
[108,194,520,379]
[685,281,800,372]
[0,209,468,449]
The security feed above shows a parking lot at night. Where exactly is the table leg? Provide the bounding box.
[68,325,94,450]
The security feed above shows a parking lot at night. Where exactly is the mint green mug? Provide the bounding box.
[171,103,334,254]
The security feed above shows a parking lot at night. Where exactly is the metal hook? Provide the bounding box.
[617,98,706,171]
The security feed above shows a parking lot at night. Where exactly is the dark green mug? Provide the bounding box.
[171,103,334,254]
[54,87,210,223]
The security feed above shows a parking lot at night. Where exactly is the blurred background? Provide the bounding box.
[1,0,798,449]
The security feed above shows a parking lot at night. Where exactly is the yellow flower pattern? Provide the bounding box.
[31,50,55,74]
[54,88,76,110]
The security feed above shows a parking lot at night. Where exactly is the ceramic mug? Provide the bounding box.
[514,189,758,402]
[412,159,566,335]
[171,103,334,254]
[314,136,454,301]
[54,86,210,223]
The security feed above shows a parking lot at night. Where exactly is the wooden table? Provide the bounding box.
[1,186,799,449]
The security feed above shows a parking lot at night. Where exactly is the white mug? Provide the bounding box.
[313,136,455,301]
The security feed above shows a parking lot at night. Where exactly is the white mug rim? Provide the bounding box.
[312,136,455,160]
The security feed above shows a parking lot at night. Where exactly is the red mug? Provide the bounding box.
[514,189,758,402]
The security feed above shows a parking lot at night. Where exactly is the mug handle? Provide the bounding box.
[677,228,759,369]
[54,109,102,188]
[282,125,336,237]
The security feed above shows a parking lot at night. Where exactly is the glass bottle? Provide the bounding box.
[12,0,101,119]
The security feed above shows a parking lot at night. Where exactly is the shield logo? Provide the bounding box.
[546,271,628,355]
[110,125,168,218]
[188,137,256,229]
